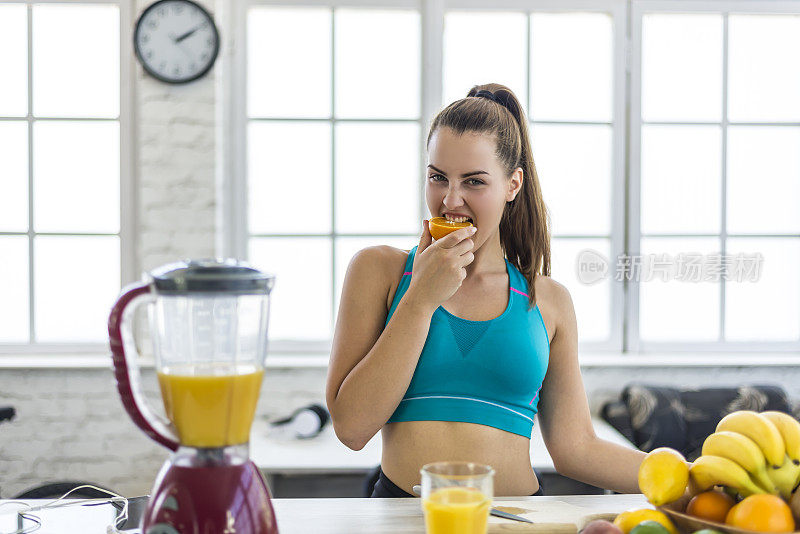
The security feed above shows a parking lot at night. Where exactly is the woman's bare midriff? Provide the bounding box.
[380,421,540,496]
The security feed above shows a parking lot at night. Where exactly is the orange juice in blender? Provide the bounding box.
[423,486,491,534]
[158,364,264,448]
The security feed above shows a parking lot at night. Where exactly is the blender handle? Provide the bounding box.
[109,282,180,452]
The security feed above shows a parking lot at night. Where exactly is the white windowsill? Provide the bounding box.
[0,352,799,369]
[578,353,800,367]
[0,353,331,369]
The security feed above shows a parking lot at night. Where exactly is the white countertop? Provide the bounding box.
[271,494,650,533]
[0,494,651,534]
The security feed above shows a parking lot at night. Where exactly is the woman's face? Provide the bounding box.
[426,127,522,248]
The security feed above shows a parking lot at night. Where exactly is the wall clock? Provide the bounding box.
[134,0,220,84]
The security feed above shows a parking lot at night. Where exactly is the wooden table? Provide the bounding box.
[272,494,651,533]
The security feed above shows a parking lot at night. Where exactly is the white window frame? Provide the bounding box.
[226,0,426,356]
[227,0,626,355]
[443,0,628,354]
[0,0,136,356]
[227,0,800,358]
[628,0,800,353]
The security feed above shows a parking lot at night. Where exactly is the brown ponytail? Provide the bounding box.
[427,83,551,309]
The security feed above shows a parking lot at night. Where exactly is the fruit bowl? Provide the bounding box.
[659,500,800,534]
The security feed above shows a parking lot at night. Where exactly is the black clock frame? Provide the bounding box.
[133,0,220,84]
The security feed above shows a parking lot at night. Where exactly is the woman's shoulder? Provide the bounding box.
[532,275,574,341]
[349,246,411,312]
[533,275,574,311]
[351,245,410,270]
[380,245,413,284]
[533,274,568,300]
[348,245,410,285]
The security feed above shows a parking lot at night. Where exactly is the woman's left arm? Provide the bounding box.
[536,280,645,494]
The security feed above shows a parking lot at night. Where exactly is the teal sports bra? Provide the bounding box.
[385,246,550,438]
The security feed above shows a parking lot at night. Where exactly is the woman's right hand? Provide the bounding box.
[407,219,477,310]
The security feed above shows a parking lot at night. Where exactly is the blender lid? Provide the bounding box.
[149,259,275,294]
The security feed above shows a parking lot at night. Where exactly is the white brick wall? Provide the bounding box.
[0,366,329,497]
[136,0,218,273]
[1,0,799,501]
[3,362,800,498]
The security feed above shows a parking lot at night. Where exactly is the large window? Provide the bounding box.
[441,6,624,348]
[233,0,800,355]
[239,3,422,353]
[0,2,132,352]
[630,1,800,351]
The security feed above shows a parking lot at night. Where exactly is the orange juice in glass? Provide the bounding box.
[421,462,494,534]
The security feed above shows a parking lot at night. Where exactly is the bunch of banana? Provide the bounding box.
[690,455,769,496]
[763,411,800,465]
[701,430,777,493]
[690,410,800,501]
[770,454,800,500]
[717,410,786,468]
[762,411,800,500]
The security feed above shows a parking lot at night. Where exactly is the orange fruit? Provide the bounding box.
[725,494,795,532]
[686,490,736,523]
[428,217,473,240]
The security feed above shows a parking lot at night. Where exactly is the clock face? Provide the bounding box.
[134,0,219,84]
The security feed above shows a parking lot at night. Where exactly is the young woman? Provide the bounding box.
[326,83,646,497]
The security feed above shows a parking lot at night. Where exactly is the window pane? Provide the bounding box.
[551,238,611,342]
[35,236,119,342]
[248,122,331,234]
[639,237,720,341]
[0,236,29,343]
[642,14,722,122]
[641,125,721,235]
[0,122,28,232]
[531,123,611,236]
[248,7,331,119]
[249,237,332,341]
[727,126,800,235]
[728,15,800,122]
[33,4,119,118]
[443,12,527,106]
[334,236,416,315]
[335,9,420,119]
[725,238,800,341]
[335,122,419,234]
[34,121,120,233]
[530,12,613,122]
[0,4,27,116]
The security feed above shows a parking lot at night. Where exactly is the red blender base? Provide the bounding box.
[142,458,278,534]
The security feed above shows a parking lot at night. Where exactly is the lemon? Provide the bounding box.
[613,509,678,534]
[638,447,689,506]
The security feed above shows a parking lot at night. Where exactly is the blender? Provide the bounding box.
[108,259,279,534]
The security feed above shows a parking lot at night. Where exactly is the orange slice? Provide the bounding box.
[429,217,473,240]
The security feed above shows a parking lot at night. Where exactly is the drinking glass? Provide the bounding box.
[420,461,494,534]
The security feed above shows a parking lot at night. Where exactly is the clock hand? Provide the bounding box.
[175,24,203,43]
[174,40,194,60]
